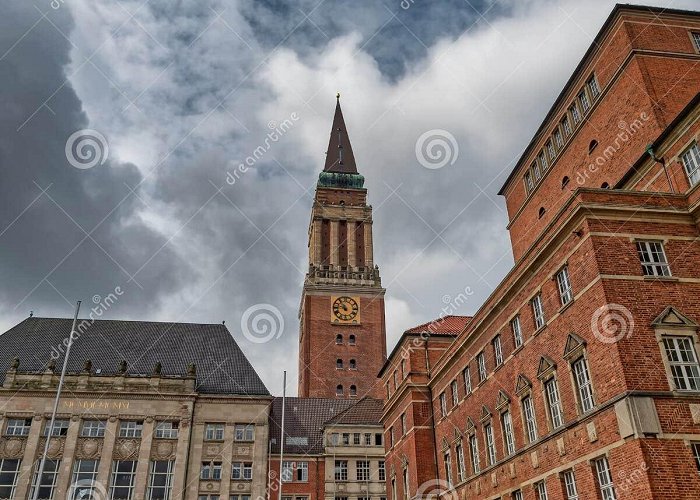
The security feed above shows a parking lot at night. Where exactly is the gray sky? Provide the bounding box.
[1,0,694,395]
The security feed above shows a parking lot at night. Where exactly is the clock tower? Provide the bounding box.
[298,95,387,399]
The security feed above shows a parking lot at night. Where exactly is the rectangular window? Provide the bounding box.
[205,423,224,441]
[231,462,252,481]
[588,75,601,98]
[536,480,549,500]
[70,460,99,500]
[353,433,361,445]
[547,141,556,161]
[231,497,251,500]
[364,433,372,446]
[554,129,563,149]
[594,457,617,500]
[81,420,106,438]
[484,423,496,466]
[356,460,370,481]
[663,336,700,391]
[451,380,459,406]
[563,469,579,500]
[569,104,581,125]
[109,461,137,500]
[403,468,410,500]
[388,427,394,448]
[681,143,700,186]
[155,422,178,439]
[146,461,174,500]
[692,32,700,51]
[30,459,60,500]
[455,443,466,481]
[401,413,407,436]
[501,411,515,456]
[532,294,545,329]
[533,161,541,181]
[477,352,487,382]
[578,90,590,112]
[512,491,523,500]
[636,241,671,277]
[234,424,254,441]
[692,442,700,471]
[538,151,548,171]
[334,460,348,481]
[43,419,70,437]
[468,434,480,474]
[524,171,534,194]
[511,316,523,348]
[375,433,383,446]
[493,335,503,366]
[463,366,472,395]
[562,117,572,137]
[342,433,350,445]
[5,418,31,436]
[522,395,538,443]
[0,459,20,500]
[378,461,386,481]
[200,462,222,480]
[545,378,564,428]
[573,357,595,412]
[556,266,573,306]
[118,421,143,438]
[443,451,452,487]
[439,392,448,417]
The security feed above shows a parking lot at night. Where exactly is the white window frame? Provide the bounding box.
[532,294,545,329]
[588,75,601,98]
[563,469,579,500]
[501,411,515,456]
[455,443,466,482]
[691,442,700,472]
[533,161,541,181]
[572,357,595,413]
[30,459,60,500]
[204,423,224,441]
[545,377,564,429]
[43,419,70,437]
[562,116,572,136]
[155,421,179,439]
[513,490,523,500]
[439,392,447,417]
[231,462,252,481]
[146,461,174,500]
[536,480,548,500]
[451,380,459,407]
[570,103,581,124]
[484,423,496,466]
[522,395,538,443]
[594,457,617,500]
[682,143,700,187]
[556,266,573,306]
[662,336,700,391]
[468,433,480,474]
[493,336,503,366]
[443,451,452,487]
[636,240,671,277]
[511,316,523,348]
[118,421,143,438]
[477,352,487,382]
[463,366,472,395]
[5,418,31,436]
[109,460,137,500]
[539,151,548,171]
[234,424,254,442]
[334,460,348,481]
[70,459,100,500]
[200,461,222,480]
[378,461,386,481]
[356,460,370,482]
[80,420,106,438]
[0,459,20,500]
[554,129,563,149]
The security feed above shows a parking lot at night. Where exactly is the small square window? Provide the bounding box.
[119,421,143,438]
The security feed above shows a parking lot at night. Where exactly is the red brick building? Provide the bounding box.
[298,96,387,400]
[381,4,700,500]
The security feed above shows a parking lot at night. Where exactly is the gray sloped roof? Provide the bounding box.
[0,317,269,396]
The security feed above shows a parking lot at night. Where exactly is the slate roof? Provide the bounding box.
[323,97,358,174]
[324,396,384,426]
[405,315,472,335]
[0,317,269,396]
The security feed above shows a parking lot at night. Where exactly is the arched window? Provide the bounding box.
[562,176,570,189]
[589,140,598,153]
[349,334,356,345]
[336,334,343,344]
[349,359,356,369]
[336,385,343,396]
[538,207,546,219]
[336,359,343,369]
[601,182,609,189]
[349,385,357,396]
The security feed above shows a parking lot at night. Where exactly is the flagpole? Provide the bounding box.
[278,370,286,500]
[32,300,81,500]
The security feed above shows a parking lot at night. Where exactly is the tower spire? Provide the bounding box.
[323,93,358,174]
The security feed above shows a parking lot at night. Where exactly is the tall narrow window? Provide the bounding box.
[484,423,496,466]
[681,143,700,186]
[378,461,386,481]
[594,457,617,500]
[463,366,472,395]
[547,141,556,161]
[572,357,595,412]
[562,117,572,137]
[109,461,138,500]
[401,413,407,436]
[587,75,601,99]
[578,90,590,112]
[662,336,700,391]
[334,461,348,481]
[337,359,343,369]
[511,316,523,348]
[563,469,579,500]
[336,334,343,344]
[477,352,487,382]
[691,442,700,472]
[636,241,671,277]
[522,395,538,443]
[513,490,523,500]
[336,385,343,397]
[535,480,548,500]
[539,151,548,171]
[147,461,174,500]
[443,451,452,487]
[554,129,563,149]
[501,411,515,456]
[30,459,60,500]
[556,266,573,306]
[692,32,700,51]
[493,336,503,367]
[533,161,542,181]
[349,334,356,345]
[455,443,466,482]
[403,468,410,500]
[524,171,534,194]
[468,434,480,474]
[544,378,564,428]
[0,459,20,500]
[439,392,448,417]
[569,103,581,125]
[451,380,459,406]
[356,460,370,481]
[532,294,545,329]
[70,460,99,500]
[349,359,356,369]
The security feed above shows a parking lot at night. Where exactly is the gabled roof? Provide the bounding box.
[324,396,384,426]
[324,95,358,174]
[0,317,269,396]
[405,315,472,335]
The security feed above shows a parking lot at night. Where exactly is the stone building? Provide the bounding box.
[381,4,700,500]
[0,317,270,500]
[267,397,386,500]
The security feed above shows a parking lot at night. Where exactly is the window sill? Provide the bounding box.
[559,299,574,314]
[643,275,678,282]
[512,344,524,355]
[533,325,547,337]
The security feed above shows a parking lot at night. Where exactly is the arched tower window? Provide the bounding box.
[349,385,357,396]
[349,359,356,369]
[336,334,343,344]
[336,385,343,396]
[349,334,356,345]
[336,359,343,369]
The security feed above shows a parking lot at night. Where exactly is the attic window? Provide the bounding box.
[589,140,598,153]
[538,207,546,219]
[561,176,570,189]
[286,436,308,446]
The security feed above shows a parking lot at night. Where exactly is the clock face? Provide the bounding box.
[332,296,359,322]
